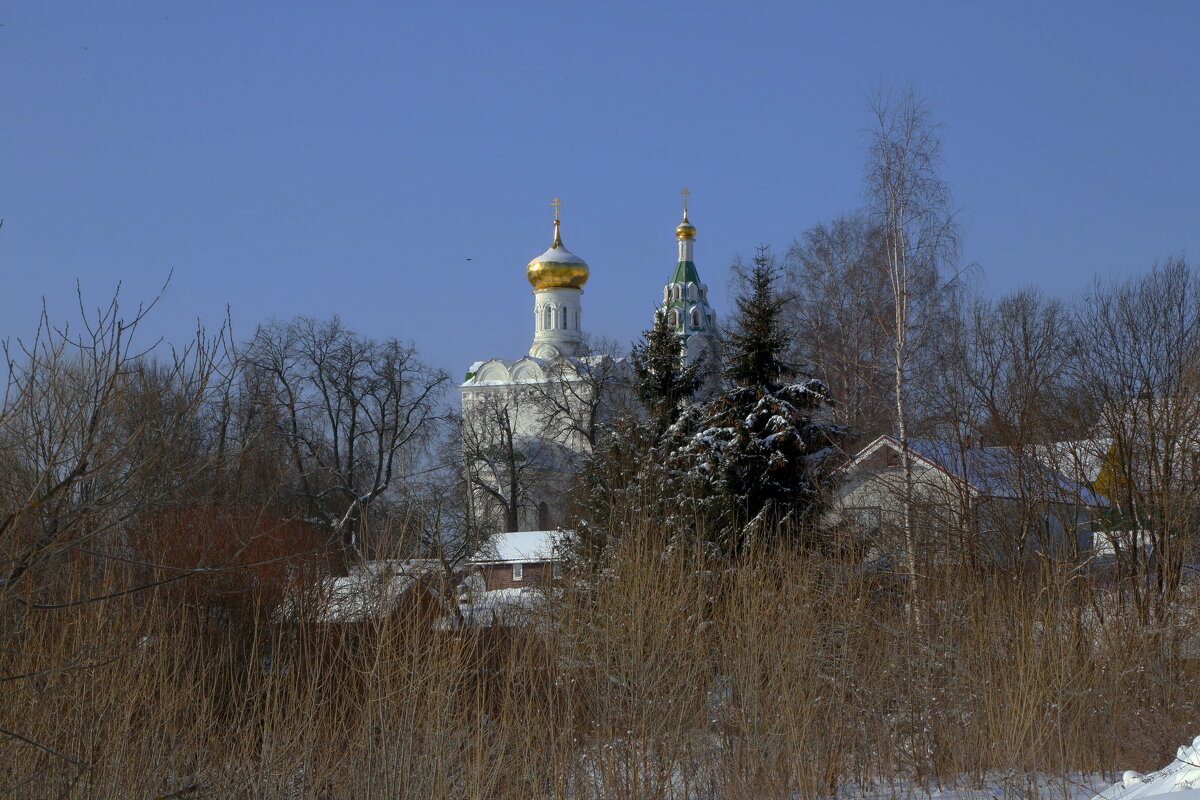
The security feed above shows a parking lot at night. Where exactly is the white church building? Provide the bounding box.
[459,197,718,534]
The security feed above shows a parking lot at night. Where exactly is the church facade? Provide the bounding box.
[459,198,717,534]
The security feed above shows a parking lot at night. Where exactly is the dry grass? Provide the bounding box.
[2,531,1196,799]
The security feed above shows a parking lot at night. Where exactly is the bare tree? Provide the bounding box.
[0,288,230,767]
[460,388,566,533]
[244,317,448,555]
[1,292,230,598]
[864,87,960,611]
[1072,258,1200,626]
[917,288,1096,565]
[960,290,1081,445]
[529,335,635,456]
[783,212,894,440]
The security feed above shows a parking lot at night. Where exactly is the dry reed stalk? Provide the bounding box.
[2,521,1197,798]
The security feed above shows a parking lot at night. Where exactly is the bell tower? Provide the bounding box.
[661,188,717,364]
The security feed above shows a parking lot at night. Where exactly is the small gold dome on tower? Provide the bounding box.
[676,208,696,240]
[527,219,590,290]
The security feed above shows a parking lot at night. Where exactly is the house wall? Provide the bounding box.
[479,561,557,591]
[838,461,1097,565]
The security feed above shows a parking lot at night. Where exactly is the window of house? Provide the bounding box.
[885,448,901,467]
[512,563,524,581]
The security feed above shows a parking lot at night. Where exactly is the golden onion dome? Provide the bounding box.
[675,208,696,240]
[527,220,590,290]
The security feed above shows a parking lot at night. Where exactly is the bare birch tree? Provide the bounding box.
[864,88,960,610]
[783,212,895,442]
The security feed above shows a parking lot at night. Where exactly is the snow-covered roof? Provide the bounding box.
[846,435,1108,507]
[1032,439,1113,485]
[460,354,631,389]
[468,530,565,564]
[452,587,545,628]
[530,243,587,266]
[278,559,444,625]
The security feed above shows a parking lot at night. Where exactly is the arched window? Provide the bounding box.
[663,286,670,303]
[687,282,697,300]
[669,309,680,327]
[673,285,682,301]
[543,305,552,330]
[561,306,568,329]
[691,307,701,328]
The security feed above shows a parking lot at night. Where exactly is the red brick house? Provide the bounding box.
[454,531,566,628]
[467,530,564,591]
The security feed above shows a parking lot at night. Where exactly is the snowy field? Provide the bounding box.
[784,738,1200,800]
[1091,737,1200,800]
[835,738,1200,800]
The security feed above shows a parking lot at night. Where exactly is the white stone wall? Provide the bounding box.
[459,355,635,532]
[531,287,583,358]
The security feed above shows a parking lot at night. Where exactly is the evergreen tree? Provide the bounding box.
[563,411,658,570]
[565,312,700,571]
[663,249,845,556]
[724,249,792,389]
[630,308,704,436]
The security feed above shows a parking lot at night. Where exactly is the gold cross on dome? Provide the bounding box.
[551,196,562,221]
[680,187,691,210]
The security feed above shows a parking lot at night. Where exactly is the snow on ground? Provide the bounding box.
[824,773,1107,800]
[458,587,538,626]
[822,739,1200,800]
[1093,737,1200,800]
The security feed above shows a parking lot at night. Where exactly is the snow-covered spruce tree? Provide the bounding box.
[563,411,656,571]
[565,312,703,570]
[631,308,705,437]
[663,249,845,557]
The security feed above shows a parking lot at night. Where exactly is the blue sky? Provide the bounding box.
[2,2,1197,382]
